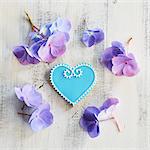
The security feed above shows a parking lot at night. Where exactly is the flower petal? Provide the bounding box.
[22,84,42,107]
[111,41,125,52]
[92,28,104,43]
[38,43,56,63]
[100,98,119,111]
[30,118,45,132]
[29,39,47,60]
[84,106,100,117]
[112,63,125,76]
[39,22,52,38]
[123,64,139,77]
[39,110,53,127]
[50,18,71,33]
[81,31,95,47]
[13,45,39,65]
[15,87,24,101]
[87,123,100,138]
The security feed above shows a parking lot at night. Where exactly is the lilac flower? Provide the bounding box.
[101,41,125,70]
[101,41,139,77]
[81,28,104,47]
[13,17,71,65]
[112,53,139,77]
[15,84,42,108]
[29,103,53,132]
[13,45,39,65]
[80,98,119,138]
[15,84,53,132]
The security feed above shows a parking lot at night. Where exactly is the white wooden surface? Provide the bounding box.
[0,0,150,150]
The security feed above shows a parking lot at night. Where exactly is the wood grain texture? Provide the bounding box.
[0,0,150,149]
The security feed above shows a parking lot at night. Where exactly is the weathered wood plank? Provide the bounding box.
[0,0,149,150]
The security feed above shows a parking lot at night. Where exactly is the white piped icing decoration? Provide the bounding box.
[63,68,83,78]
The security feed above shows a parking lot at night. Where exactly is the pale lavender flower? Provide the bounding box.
[29,103,53,132]
[15,84,42,108]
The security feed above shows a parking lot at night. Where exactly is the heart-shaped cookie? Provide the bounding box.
[50,63,96,105]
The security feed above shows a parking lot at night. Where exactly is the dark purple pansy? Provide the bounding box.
[101,41,125,71]
[80,98,119,138]
[13,45,39,65]
[80,106,100,138]
[81,28,104,47]
[29,103,53,132]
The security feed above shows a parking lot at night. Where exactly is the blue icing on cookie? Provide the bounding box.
[50,63,96,105]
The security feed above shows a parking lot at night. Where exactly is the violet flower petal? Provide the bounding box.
[15,87,24,101]
[38,43,56,63]
[29,103,53,132]
[79,106,100,136]
[111,41,125,52]
[98,98,119,121]
[39,22,52,38]
[87,123,100,138]
[112,53,139,77]
[13,45,39,65]
[21,84,42,107]
[81,29,104,47]
[101,47,124,71]
[29,39,47,60]
[81,31,95,47]
[28,32,43,44]
[100,98,119,111]
[92,28,104,43]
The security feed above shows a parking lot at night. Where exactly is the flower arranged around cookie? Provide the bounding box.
[13,12,71,65]
[80,98,122,138]
[15,84,53,131]
[100,40,139,77]
[81,28,104,47]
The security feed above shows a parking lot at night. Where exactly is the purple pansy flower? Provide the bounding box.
[13,45,40,65]
[80,106,100,138]
[101,41,125,70]
[13,17,71,65]
[81,28,104,47]
[80,98,119,138]
[15,84,42,108]
[112,53,139,77]
[29,103,53,132]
